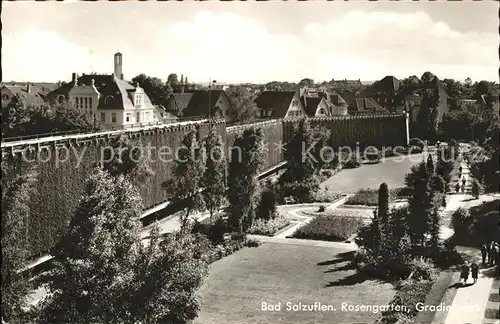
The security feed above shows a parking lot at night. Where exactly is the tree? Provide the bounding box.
[180,74,184,84]
[471,178,483,199]
[430,174,447,193]
[37,169,209,323]
[415,88,440,139]
[378,183,390,224]
[426,154,435,175]
[167,73,179,85]
[427,204,441,256]
[1,166,38,322]
[408,178,433,248]
[201,128,226,222]
[464,77,472,86]
[132,74,171,106]
[298,78,314,87]
[279,118,319,202]
[226,128,263,233]
[256,180,277,221]
[102,134,153,185]
[440,109,479,141]
[225,86,259,125]
[421,71,436,84]
[404,161,430,189]
[165,130,206,233]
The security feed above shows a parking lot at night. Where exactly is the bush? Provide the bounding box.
[256,186,278,221]
[318,205,326,212]
[291,216,364,241]
[313,188,343,203]
[409,257,438,281]
[230,232,247,242]
[318,169,335,182]
[209,217,226,244]
[247,213,290,236]
[451,207,470,236]
[245,238,261,247]
[409,138,425,150]
[380,279,434,323]
[433,248,464,269]
[345,188,403,206]
[343,156,361,169]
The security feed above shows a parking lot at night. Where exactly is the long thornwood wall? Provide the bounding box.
[1,114,407,256]
[2,121,226,256]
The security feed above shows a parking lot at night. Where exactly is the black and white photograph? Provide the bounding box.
[1,1,499,323]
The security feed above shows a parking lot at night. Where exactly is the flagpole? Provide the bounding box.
[208,78,211,121]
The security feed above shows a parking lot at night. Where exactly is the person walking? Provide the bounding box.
[481,243,488,265]
[462,176,466,188]
[459,166,463,174]
[455,182,460,193]
[471,262,479,284]
[461,262,470,285]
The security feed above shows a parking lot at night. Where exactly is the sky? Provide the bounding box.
[2,1,499,84]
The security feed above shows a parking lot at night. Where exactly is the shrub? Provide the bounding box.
[245,238,261,247]
[256,186,277,221]
[247,213,290,236]
[345,188,403,206]
[380,279,434,322]
[319,169,335,182]
[343,156,361,169]
[451,207,470,236]
[409,257,438,281]
[409,138,425,150]
[318,205,326,212]
[433,248,464,269]
[230,232,247,242]
[471,178,483,199]
[291,216,364,241]
[313,188,343,203]
[209,217,226,245]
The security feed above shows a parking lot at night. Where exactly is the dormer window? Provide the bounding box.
[292,100,298,107]
[105,96,114,105]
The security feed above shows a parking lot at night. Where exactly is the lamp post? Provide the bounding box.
[208,79,216,121]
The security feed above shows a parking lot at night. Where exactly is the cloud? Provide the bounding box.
[2,10,497,83]
[2,28,102,82]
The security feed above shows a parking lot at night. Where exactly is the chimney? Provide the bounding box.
[72,73,77,83]
[26,83,31,93]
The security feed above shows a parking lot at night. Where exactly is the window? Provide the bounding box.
[57,95,65,104]
[111,113,117,123]
[3,94,9,100]
[126,113,131,122]
[89,97,93,108]
[136,112,140,123]
[135,94,142,106]
[100,112,106,122]
[84,97,88,109]
[318,108,325,115]
[105,96,114,105]
[292,100,298,107]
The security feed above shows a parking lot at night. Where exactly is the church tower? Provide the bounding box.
[114,52,123,80]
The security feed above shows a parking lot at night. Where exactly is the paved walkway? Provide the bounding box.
[442,159,498,324]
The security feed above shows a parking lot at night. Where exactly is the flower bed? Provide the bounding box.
[290,215,365,242]
[205,236,261,264]
[247,213,291,236]
[344,188,409,206]
[301,207,374,219]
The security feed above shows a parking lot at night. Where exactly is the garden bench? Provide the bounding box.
[284,196,295,204]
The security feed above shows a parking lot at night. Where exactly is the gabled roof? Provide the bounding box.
[330,94,347,106]
[359,75,400,98]
[350,98,389,113]
[301,96,324,116]
[1,84,46,107]
[166,90,227,118]
[47,74,154,110]
[255,90,297,118]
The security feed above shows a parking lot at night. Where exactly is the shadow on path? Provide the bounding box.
[324,272,369,287]
[319,251,369,287]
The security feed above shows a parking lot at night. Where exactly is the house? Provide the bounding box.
[329,94,349,116]
[348,98,389,115]
[358,75,402,112]
[165,89,231,120]
[255,90,306,118]
[300,96,330,117]
[47,53,157,128]
[1,82,47,110]
[403,81,449,124]
[475,94,500,119]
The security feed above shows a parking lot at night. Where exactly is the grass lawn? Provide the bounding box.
[344,188,410,206]
[321,153,429,193]
[195,243,395,324]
